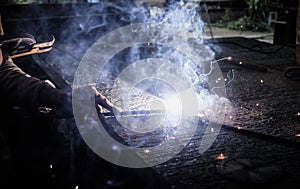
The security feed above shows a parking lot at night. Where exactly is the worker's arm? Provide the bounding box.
[0,55,72,116]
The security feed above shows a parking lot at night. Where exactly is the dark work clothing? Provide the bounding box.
[0,58,72,117]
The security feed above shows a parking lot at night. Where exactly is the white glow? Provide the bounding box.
[163,95,182,115]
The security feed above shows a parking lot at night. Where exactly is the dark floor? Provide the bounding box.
[0,37,300,189]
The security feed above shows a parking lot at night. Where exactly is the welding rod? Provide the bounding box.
[102,110,165,117]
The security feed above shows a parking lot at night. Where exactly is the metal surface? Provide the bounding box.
[216,157,283,184]
[25,36,300,188]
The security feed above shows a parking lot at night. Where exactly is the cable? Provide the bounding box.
[283,66,300,81]
[209,40,286,55]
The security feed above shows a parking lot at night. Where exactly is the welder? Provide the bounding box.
[0,15,121,118]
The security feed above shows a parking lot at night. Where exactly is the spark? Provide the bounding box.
[260,79,264,84]
[211,69,235,93]
[206,57,233,76]
[211,56,232,64]
[49,164,55,178]
[295,134,300,137]
[239,61,243,65]
[215,153,228,160]
[144,149,151,153]
[297,112,300,116]
[255,103,260,107]
[236,126,243,130]
[75,186,79,189]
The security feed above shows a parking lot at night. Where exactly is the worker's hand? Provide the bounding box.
[0,33,36,58]
[90,86,123,114]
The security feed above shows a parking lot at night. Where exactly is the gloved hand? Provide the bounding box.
[38,84,122,118]
[91,86,123,113]
[0,33,36,59]
[37,82,73,118]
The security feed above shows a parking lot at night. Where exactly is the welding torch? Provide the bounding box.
[102,109,165,117]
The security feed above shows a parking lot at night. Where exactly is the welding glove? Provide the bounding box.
[37,83,73,117]
[0,33,36,61]
[39,85,122,117]
[91,86,123,113]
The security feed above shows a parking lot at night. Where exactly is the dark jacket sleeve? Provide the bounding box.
[0,58,72,116]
